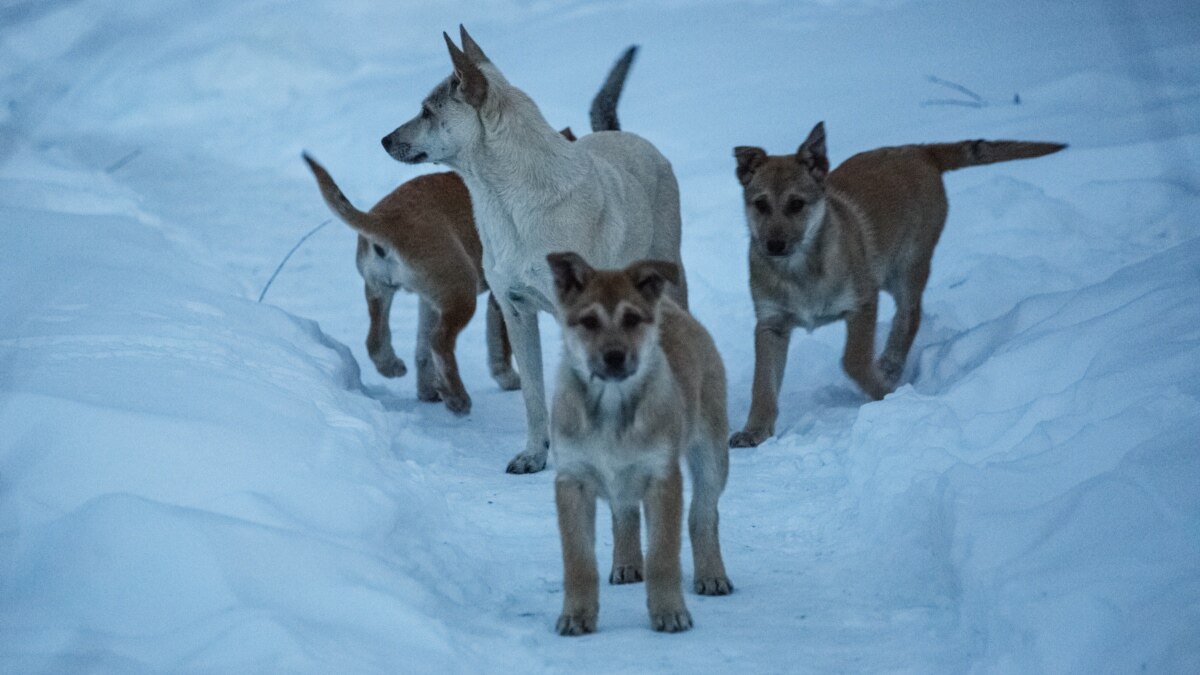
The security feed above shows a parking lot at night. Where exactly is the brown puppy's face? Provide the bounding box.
[547,253,679,382]
[734,121,830,258]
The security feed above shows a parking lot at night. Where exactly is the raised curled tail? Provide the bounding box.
[302,153,387,239]
[926,139,1067,172]
[589,45,637,133]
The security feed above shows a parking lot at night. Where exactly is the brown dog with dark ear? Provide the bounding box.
[730,122,1065,447]
[547,252,733,636]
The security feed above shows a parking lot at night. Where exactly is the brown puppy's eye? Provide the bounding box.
[785,198,805,215]
[622,313,643,329]
[578,315,600,331]
[753,197,771,215]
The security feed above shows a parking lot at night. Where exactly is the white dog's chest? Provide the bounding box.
[358,245,420,292]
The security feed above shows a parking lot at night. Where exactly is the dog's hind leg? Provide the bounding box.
[688,396,733,595]
[486,293,521,391]
[365,283,406,378]
[609,503,644,584]
[428,297,474,416]
[499,298,550,474]
[414,299,440,402]
[878,264,929,391]
[842,296,889,401]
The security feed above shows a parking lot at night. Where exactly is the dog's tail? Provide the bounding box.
[926,139,1066,173]
[589,45,637,133]
[302,153,389,240]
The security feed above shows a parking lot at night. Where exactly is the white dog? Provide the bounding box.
[383,27,687,473]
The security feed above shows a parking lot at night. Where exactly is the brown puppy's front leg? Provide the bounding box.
[365,283,406,378]
[609,503,643,584]
[644,467,691,633]
[556,477,599,636]
[730,322,791,447]
[842,296,889,400]
[878,294,922,391]
[879,268,929,390]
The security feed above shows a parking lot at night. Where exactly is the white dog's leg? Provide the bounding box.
[499,297,550,474]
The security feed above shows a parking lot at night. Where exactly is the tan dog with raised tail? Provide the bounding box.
[547,252,732,635]
[730,122,1065,447]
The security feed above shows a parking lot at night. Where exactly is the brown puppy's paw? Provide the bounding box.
[556,611,597,636]
[416,385,442,403]
[609,564,644,585]
[491,368,521,391]
[695,576,734,596]
[505,450,547,474]
[877,354,905,390]
[374,356,407,378]
[442,392,471,417]
[729,429,768,448]
[649,606,693,633]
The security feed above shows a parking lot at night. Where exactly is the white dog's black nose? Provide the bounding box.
[381,135,394,152]
[765,239,787,256]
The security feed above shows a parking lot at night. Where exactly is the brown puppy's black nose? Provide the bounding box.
[603,350,625,370]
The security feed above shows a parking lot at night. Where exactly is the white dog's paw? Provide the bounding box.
[694,576,734,596]
[556,611,597,636]
[729,428,769,448]
[649,605,693,633]
[505,449,547,474]
[609,564,644,585]
[491,368,521,391]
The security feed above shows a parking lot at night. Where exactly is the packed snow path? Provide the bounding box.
[2,1,1198,672]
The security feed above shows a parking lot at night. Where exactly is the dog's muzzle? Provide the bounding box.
[381,135,427,164]
[591,350,635,382]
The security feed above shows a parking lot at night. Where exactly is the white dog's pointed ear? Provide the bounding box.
[459,25,490,63]
[734,146,768,187]
[444,31,488,108]
[797,121,829,181]
[625,259,680,304]
[547,252,594,304]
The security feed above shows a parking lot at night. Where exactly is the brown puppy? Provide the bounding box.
[547,253,732,636]
[730,122,1065,447]
[305,155,517,416]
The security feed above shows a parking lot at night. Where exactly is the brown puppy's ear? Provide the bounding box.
[559,127,577,142]
[797,121,829,181]
[459,25,491,63]
[734,146,767,187]
[444,32,488,108]
[547,252,594,304]
[626,260,681,304]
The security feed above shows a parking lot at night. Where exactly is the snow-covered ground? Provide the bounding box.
[2,0,1199,672]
